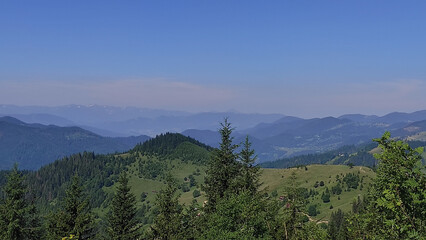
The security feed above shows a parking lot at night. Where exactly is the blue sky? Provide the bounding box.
[1,1,425,117]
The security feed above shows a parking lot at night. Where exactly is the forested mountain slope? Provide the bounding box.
[261,141,426,168]
[0,116,150,170]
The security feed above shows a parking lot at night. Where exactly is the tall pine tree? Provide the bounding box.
[0,164,42,240]
[46,175,96,240]
[235,136,261,195]
[203,118,239,210]
[107,171,141,240]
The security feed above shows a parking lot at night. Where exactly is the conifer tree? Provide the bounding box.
[236,136,261,195]
[46,175,95,240]
[0,164,42,240]
[107,171,140,240]
[149,176,184,239]
[203,118,239,209]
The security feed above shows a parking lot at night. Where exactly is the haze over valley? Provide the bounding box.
[1,105,426,169]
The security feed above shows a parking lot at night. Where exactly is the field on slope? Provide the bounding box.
[16,132,378,228]
[261,165,375,221]
[96,155,207,219]
[99,159,374,223]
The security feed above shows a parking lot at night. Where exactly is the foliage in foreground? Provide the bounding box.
[344,132,426,239]
[0,164,42,240]
[46,175,96,240]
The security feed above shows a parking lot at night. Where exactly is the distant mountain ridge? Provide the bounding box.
[0,116,150,170]
[3,105,426,164]
[183,112,426,163]
[0,105,284,136]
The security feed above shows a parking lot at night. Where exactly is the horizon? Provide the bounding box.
[1,103,426,120]
[1,1,426,118]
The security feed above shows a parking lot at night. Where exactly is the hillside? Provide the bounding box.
[261,165,376,221]
[0,133,213,232]
[1,132,375,227]
[261,140,426,169]
[393,120,426,138]
[261,143,378,168]
[0,116,150,170]
[183,112,426,163]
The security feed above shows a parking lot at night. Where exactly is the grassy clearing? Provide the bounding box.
[260,165,375,221]
[127,156,206,206]
[100,154,375,222]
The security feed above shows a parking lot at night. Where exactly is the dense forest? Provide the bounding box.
[0,121,425,239]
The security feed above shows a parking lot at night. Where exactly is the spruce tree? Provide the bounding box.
[203,118,239,209]
[236,136,261,195]
[107,171,140,240]
[0,164,42,240]
[149,176,184,239]
[46,175,95,240]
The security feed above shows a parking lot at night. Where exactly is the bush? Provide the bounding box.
[193,189,201,198]
[308,205,318,216]
[181,184,190,193]
[140,192,148,202]
[321,192,330,203]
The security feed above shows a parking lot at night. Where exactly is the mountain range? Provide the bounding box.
[0,116,150,170]
[183,110,426,162]
[2,105,426,167]
[0,105,284,136]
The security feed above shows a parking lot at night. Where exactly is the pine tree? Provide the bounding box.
[328,209,347,240]
[236,136,261,195]
[46,175,95,240]
[203,118,239,210]
[202,190,274,239]
[149,176,184,239]
[107,171,140,240]
[0,164,42,240]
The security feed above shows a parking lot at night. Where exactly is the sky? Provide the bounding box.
[1,1,426,118]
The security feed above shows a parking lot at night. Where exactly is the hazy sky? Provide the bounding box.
[1,1,425,117]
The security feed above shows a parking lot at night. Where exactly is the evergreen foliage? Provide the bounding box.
[235,136,262,195]
[133,132,212,164]
[46,175,95,240]
[202,191,275,239]
[27,152,135,210]
[0,164,42,240]
[107,172,141,240]
[203,118,240,209]
[149,177,185,239]
[328,209,347,240]
[0,117,150,170]
[261,143,378,168]
[321,188,331,203]
[331,183,342,195]
[343,173,360,189]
